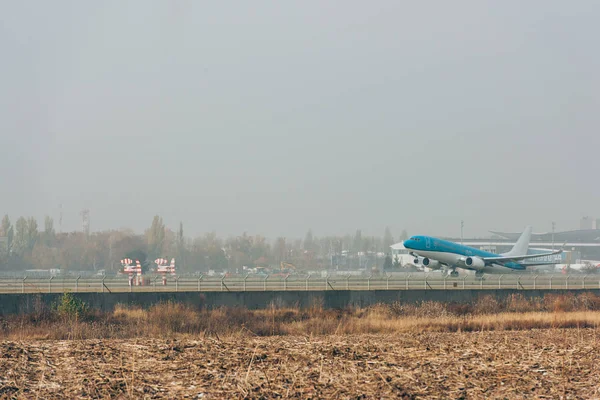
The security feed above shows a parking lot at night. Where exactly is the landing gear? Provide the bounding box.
[475,271,485,278]
[449,270,459,278]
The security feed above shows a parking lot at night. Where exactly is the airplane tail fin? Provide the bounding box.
[502,226,532,257]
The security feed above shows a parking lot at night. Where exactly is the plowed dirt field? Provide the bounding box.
[1,330,599,399]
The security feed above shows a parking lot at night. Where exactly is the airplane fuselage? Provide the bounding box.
[403,236,527,274]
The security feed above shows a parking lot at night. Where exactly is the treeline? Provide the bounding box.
[0,215,407,273]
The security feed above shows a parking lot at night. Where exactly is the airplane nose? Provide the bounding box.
[403,239,412,249]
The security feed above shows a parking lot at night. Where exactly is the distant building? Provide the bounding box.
[389,243,418,266]
[467,228,600,261]
[581,217,595,230]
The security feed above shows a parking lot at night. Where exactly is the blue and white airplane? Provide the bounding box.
[403,226,562,277]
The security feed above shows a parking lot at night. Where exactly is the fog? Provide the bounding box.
[2,1,599,238]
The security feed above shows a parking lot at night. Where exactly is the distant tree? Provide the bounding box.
[187,237,207,271]
[383,227,394,250]
[0,219,435,274]
[383,254,393,270]
[13,217,28,256]
[26,217,38,252]
[0,215,9,236]
[125,249,149,272]
[1,215,13,254]
[42,216,55,246]
[353,230,362,253]
[176,221,185,270]
[177,222,184,247]
[210,248,229,271]
[186,231,229,272]
[201,232,227,271]
[304,229,314,252]
[10,216,39,259]
[400,229,409,241]
[28,242,59,270]
[160,228,176,259]
[273,237,287,264]
[109,232,146,272]
[249,235,270,267]
[393,255,401,268]
[361,236,372,253]
[146,215,165,259]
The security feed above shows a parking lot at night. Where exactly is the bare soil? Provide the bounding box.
[1,329,599,399]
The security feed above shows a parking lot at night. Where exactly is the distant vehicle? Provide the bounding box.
[280,262,297,274]
[558,261,600,274]
[403,226,562,277]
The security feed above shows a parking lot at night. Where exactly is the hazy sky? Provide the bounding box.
[2,1,599,239]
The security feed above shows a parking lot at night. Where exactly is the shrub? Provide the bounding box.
[473,295,500,315]
[544,294,576,313]
[55,293,89,321]
[147,301,201,335]
[577,292,600,310]
[506,294,536,313]
[446,302,472,316]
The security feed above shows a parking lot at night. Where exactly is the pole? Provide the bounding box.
[330,240,333,269]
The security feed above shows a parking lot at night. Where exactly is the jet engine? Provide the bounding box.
[422,258,441,269]
[464,256,485,269]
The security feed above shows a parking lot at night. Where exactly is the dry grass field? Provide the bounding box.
[1,331,600,399]
[2,293,600,398]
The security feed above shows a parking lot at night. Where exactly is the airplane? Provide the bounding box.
[403,226,563,277]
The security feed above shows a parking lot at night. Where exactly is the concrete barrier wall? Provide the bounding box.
[2,289,600,315]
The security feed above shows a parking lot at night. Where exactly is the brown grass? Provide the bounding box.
[2,330,600,398]
[3,292,600,340]
[4,293,600,397]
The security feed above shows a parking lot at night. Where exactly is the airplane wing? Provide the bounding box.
[482,249,563,263]
[518,261,560,267]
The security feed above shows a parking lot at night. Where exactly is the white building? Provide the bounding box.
[389,242,418,266]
